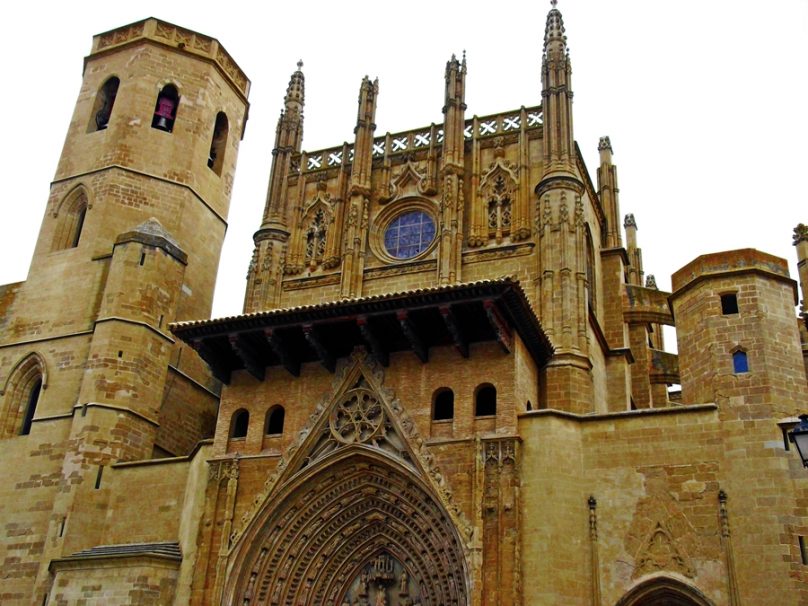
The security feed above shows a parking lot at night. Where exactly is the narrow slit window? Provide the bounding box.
[721,293,739,315]
[152,84,179,132]
[800,536,808,565]
[433,388,454,421]
[208,112,229,175]
[732,350,749,374]
[231,409,249,439]
[265,405,285,435]
[89,76,119,132]
[20,378,42,436]
[475,384,497,417]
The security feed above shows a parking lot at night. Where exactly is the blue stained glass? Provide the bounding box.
[384,210,436,259]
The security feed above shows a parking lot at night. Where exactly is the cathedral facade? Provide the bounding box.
[1,6,808,606]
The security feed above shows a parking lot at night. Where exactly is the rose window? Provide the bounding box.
[383,210,436,260]
[329,388,384,444]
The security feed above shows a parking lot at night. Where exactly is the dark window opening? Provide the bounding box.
[721,293,739,315]
[20,378,42,436]
[94,465,104,489]
[800,536,808,565]
[71,206,87,248]
[475,384,497,417]
[89,77,119,132]
[231,409,249,439]
[732,350,749,374]
[526,400,533,411]
[207,112,229,175]
[152,84,179,132]
[265,406,285,435]
[433,389,454,421]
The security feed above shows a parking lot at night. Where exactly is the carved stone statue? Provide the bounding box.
[375,584,387,606]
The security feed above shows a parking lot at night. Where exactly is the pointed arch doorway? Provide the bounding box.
[226,450,470,606]
[615,577,716,606]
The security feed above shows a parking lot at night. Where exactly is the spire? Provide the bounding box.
[540,0,575,177]
[284,60,305,116]
[442,51,467,172]
[544,0,568,57]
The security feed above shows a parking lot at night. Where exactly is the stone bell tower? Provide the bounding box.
[0,19,249,603]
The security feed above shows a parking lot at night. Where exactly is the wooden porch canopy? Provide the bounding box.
[170,278,553,384]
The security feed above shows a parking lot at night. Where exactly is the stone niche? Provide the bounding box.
[341,552,426,606]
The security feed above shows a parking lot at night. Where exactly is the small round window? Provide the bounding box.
[383,210,436,260]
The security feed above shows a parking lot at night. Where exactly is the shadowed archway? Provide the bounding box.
[226,450,469,606]
[615,577,716,606]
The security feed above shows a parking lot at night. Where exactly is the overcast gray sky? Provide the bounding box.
[1,0,806,320]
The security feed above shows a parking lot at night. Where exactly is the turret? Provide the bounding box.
[535,2,593,414]
[597,136,621,248]
[670,249,807,413]
[340,76,379,298]
[540,0,575,177]
[246,63,305,312]
[438,53,467,284]
[624,213,643,286]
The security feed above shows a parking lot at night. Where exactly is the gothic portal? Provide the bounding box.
[224,354,470,606]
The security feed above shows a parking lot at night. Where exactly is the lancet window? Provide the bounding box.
[305,209,328,268]
[487,175,512,242]
[89,76,119,132]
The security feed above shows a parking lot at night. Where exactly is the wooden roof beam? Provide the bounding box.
[357,316,389,367]
[397,310,428,363]
[439,304,469,358]
[483,300,513,354]
[303,324,336,373]
[264,329,300,377]
[228,333,265,381]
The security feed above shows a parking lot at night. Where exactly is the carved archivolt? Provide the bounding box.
[224,349,471,606]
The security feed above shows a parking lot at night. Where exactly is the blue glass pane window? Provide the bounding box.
[732,350,749,374]
[384,211,436,259]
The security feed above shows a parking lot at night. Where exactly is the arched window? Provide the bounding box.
[432,388,454,421]
[208,112,229,175]
[1,353,46,438]
[152,84,179,132]
[265,405,285,435]
[732,350,749,374]
[487,175,512,243]
[52,187,89,251]
[230,409,249,439]
[89,76,119,132]
[475,384,497,417]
